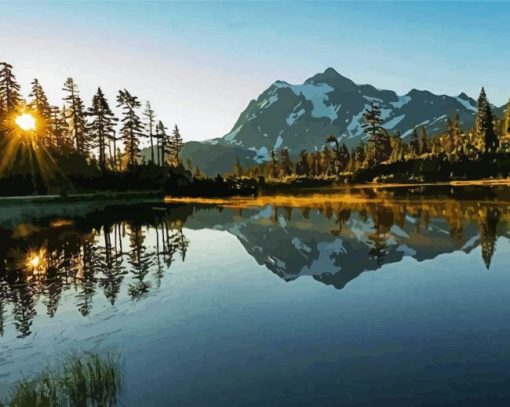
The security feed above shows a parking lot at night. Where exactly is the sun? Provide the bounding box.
[15,113,37,131]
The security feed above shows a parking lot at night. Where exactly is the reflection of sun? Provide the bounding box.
[15,113,37,131]
[24,247,48,275]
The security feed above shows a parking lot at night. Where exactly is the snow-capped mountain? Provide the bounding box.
[218,67,480,160]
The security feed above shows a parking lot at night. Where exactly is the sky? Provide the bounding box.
[1,1,510,142]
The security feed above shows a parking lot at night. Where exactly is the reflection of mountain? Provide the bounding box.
[0,195,508,337]
[185,202,509,289]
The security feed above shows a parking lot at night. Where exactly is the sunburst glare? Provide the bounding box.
[15,113,37,131]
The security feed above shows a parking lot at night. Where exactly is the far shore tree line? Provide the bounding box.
[234,87,510,182]
[0,62,184,174]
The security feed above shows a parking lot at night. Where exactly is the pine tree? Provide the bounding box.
[353,141,366,169]
[50,105,72,153]
[475,87,489,137]
[278,148,292,177]
[362,102,391,165]
[296,150,310,176]
[117,89,144,167]
[474,88,499,153]
[409,127,420,158]
[502,99,510,149]
[170,124,184,165]
[87,88,117,171]
[338,143,350,171]
[63,78,87,155]
[268,149,278,179]
[143,101,156,164]
[0,62,22,115]
[155,120,169,166]
[418,127,430,156]
[482,101,499,153]
[29,79,52,146]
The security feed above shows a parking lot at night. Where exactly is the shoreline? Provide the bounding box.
[0,178,509,206]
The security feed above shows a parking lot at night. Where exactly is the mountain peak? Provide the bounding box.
[305,67,357,91]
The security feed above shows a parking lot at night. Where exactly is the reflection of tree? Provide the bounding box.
[77,234,99,316]
[1,196,509,337]
[0,281,9,336]
[367,206,393,266]
[11,283,36,338]
[0,206,193,337]
[331,208,351,236]
[478,207,501,269]
[127,223,153,299]
[99,223,126,305]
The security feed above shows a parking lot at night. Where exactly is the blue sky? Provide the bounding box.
[1,1,509,141]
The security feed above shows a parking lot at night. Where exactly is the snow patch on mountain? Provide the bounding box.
[288,83,338,121]
[260,95,278,109]
[347,111,365,137]
[274,135,283,149]
[286,108,306,126]
[298,239,345,276]
[248,146,270,163]
[456,96,477,112]
[224,125,243,142]
[390,95,412,109]
[384,114,406,130]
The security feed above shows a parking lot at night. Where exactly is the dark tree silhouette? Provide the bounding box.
[117,89,144,168]
[87,87,117,171]
[63,78,88,155]
[143,101,156,164]
[170,124,184,165]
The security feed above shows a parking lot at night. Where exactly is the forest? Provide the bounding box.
[0,62,192,196]
[2,60,510,198]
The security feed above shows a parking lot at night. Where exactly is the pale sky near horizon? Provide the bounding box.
[1,1,510,142]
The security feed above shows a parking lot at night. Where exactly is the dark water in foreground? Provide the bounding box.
[1,187,510,406]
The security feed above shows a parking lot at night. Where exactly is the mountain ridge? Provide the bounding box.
[173,68,507,174]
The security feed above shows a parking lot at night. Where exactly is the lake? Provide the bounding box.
[1,186,510,406]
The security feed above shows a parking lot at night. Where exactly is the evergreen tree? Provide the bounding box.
[502,99,510,149]
[362,102,391,165]
[50,105,72,153]
[63,78,87,155]
[87,88,117,171]
[477,91,499,153]
[268,149,278,179]
[409,127,420,158]
[155,120,169,166]
[418,127,430,156]
[338,143,350,170]
[475,87,489,137]
[29,79,52,147]
[170,124,184,165]
[0,62,22,115]
[143,101,156,164]
[117,89,144,167]
[353,141,366,169]
[278,148,292,177]
[296,150,310,176]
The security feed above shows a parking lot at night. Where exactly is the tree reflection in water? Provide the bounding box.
[0,205,191,338]
[0,187,509,338]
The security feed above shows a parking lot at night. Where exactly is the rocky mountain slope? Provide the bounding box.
[216,68,486,159]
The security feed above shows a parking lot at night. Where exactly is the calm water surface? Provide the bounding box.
[1,187,510,406]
